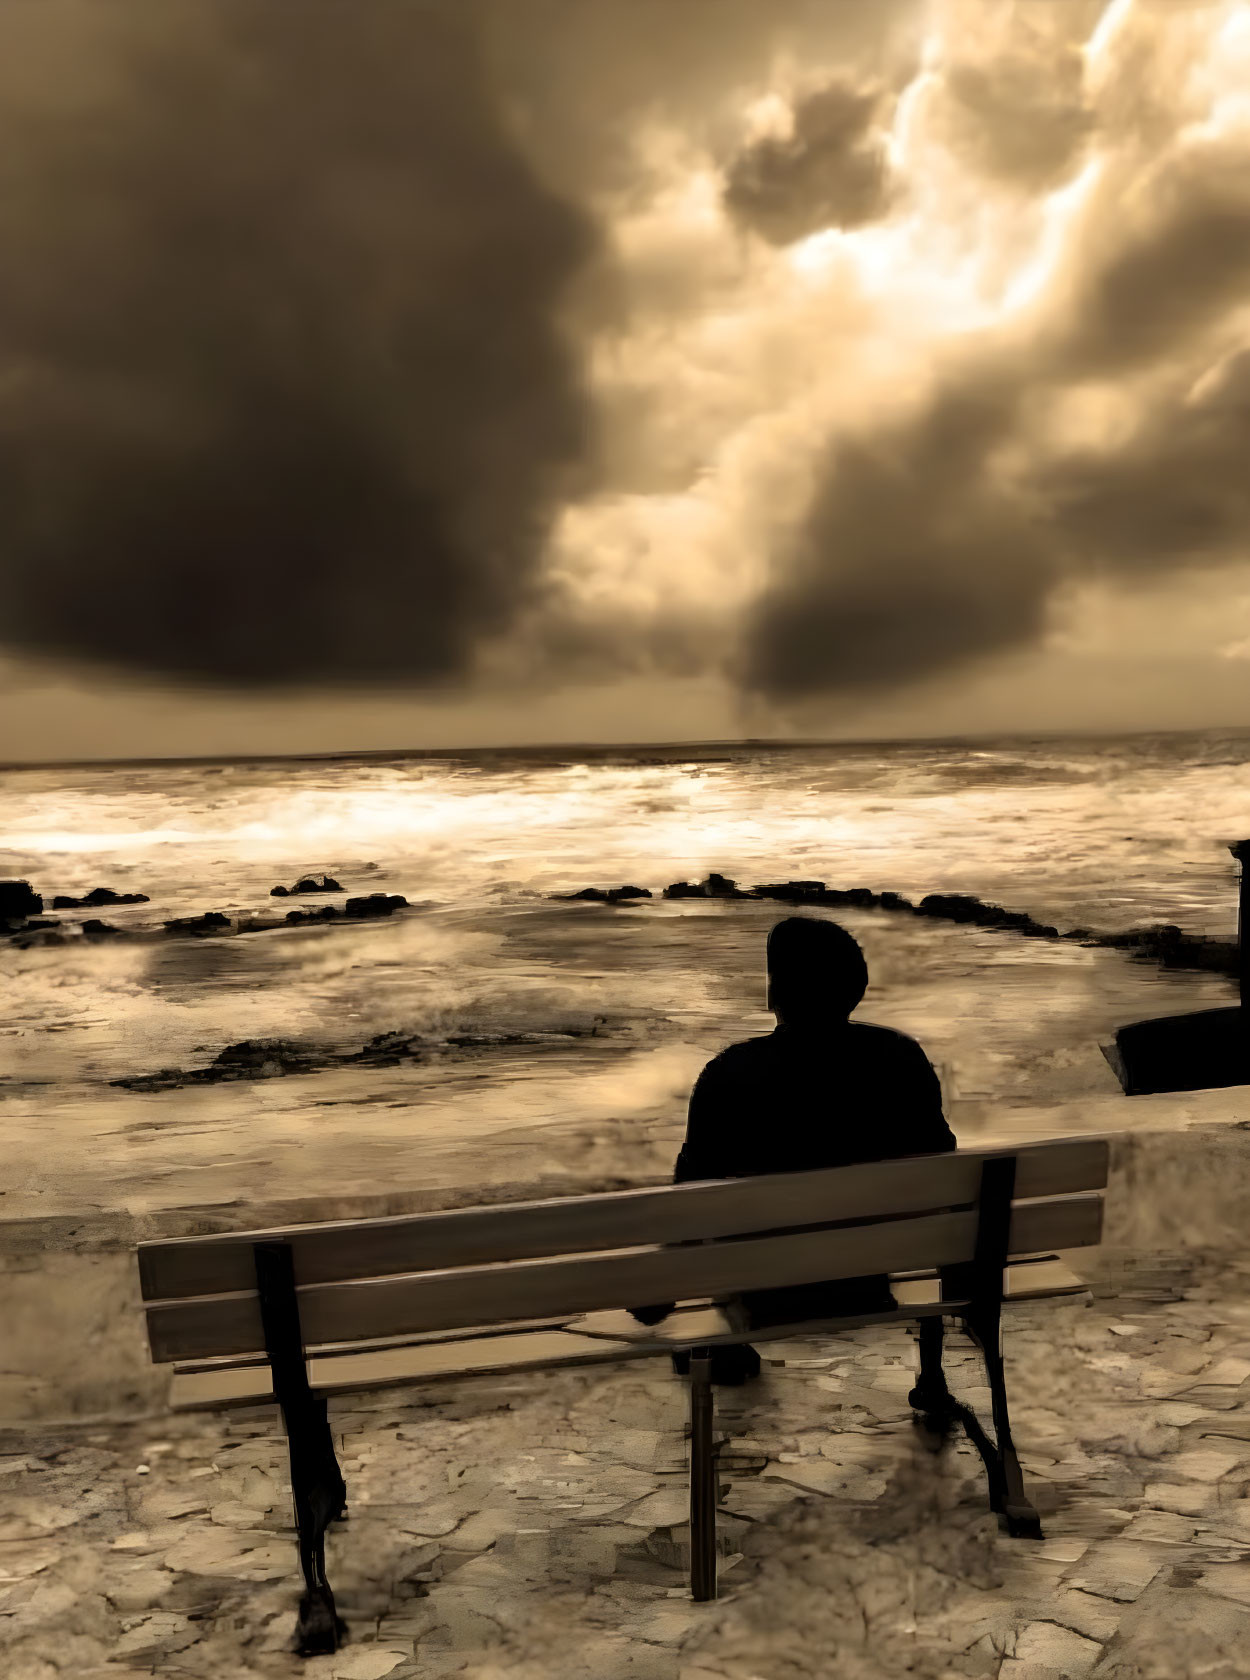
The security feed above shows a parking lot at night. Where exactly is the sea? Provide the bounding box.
[3,729,1250,1224]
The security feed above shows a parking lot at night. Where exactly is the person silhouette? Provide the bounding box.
[633,915,959,1392]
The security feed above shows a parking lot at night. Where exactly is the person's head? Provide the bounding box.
[766,915,868,1026]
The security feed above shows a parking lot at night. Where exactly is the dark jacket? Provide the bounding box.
[637,1019,957,1327]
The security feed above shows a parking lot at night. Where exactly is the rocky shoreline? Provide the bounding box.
[0,876,410,949]
[2,865,1238,985]
[554,874,1240,983]
[109,1020,616,1094]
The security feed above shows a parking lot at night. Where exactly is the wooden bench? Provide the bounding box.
[136,1134,1110,1656]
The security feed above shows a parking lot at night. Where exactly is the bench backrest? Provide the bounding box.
[138,1135,1110,1365]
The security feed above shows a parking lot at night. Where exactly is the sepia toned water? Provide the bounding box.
[2,730,1250,1222]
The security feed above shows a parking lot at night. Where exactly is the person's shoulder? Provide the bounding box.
[700,1035,775,1073]
[847,1021,933,1061]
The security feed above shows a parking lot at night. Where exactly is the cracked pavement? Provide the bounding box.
[3,1249,1250,1680]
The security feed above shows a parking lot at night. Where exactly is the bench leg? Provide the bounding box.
[253,1240,350,1654]
[963,1305,1043,1540]
[909,1317,959,1446]
[689,1350,717,1602]
[284,1392,348,1656]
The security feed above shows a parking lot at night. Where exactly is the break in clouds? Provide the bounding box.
[3,0,1250,712]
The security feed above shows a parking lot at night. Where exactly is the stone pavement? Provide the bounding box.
[3,1251,1250,1680]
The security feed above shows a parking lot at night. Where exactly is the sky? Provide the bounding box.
[3,0,1250,761]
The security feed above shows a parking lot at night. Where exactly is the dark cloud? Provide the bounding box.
[723,82,894,246]
[740,374,1053,696]
[0,0,597,687]
[1042,350,1250,577]
[1054,140,1250,377]
[742,125,1250,704]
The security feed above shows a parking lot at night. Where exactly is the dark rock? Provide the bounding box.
[0,881,42,919]
[163,911,231,936]
[211,1039,319,1074]
[53,887,149,909]
[751,881,827,903]
[81,919,122,941]
[663,875,752,899]
[271,875,344,897]
[113,1037,325,1090]
[344,893,407,918]
[352,1029,427,1066]
[557,884,653,903]
[917,893,1002,925]
[702,873,755,898]
[878,891,913,910]
[285,906,340,924]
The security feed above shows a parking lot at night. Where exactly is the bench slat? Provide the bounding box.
[145,1191,1102,1362]
[138,1135,1111,1301]
[165,1256,1090,1411]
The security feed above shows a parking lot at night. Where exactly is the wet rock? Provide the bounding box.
[345,893,407,918]
[210,1040,323,1078]
[750,882,882,908]
[81,919,123,942]
[285,905,340,925]
[163,911,231,937]
[916,892,1005,925]
[663,875,752,899]
[703,873,751,898]
[353,1030,429,1067]
[751,880,828,902]
[878,891,913,910]
[112,1038,325,1090]
[0,880,42,919]
[272,874,345,897]
[823,887,879,908]
[52,887,149,909]
[557,885,653,903]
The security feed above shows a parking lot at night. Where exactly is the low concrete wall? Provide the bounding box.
[3,1121,1247,1425]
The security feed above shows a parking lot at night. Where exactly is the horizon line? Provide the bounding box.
[3,720,1250,776]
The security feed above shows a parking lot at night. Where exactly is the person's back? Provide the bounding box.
[675,1018,950,1185]
[634,915,956,1377]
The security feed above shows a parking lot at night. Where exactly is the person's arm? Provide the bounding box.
[629,1054,730,1324]
[903,1038,957,1154]
[673,1055,732,1184]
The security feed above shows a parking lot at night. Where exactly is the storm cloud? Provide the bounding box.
[740,13,1250,708]
[4,0,1250,729]
[0,0,597,687]
[724,81,894,246]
